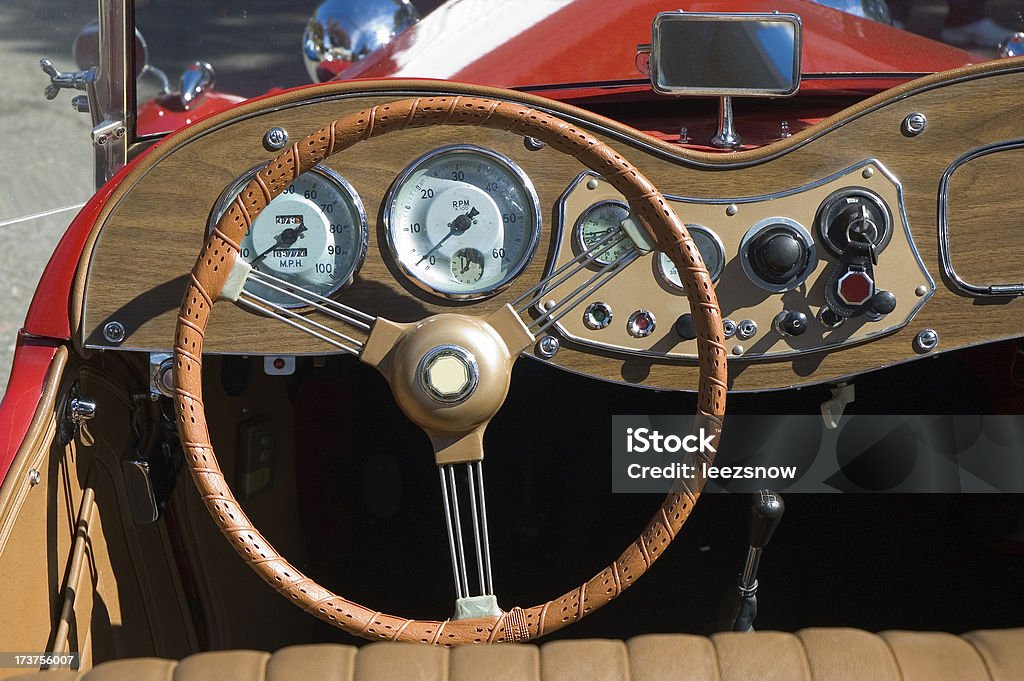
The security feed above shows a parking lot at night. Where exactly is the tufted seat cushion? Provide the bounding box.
[13,629,1024,681]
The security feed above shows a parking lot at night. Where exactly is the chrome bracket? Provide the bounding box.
[40,59,101,124]
[59,381,97,445]
[711,96,742,149]
[92,119,128,147]
[149,352,174,399]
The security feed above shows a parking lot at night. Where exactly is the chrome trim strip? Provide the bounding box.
[938,138,1024,297]
[381,144,543,301]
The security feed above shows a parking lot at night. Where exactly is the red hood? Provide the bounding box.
[339,0,978,89]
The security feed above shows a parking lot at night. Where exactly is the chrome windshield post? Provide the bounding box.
[94,0,136,187]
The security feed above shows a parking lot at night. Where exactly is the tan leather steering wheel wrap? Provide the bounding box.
[173,96,727,644]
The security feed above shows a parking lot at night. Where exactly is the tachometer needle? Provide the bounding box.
[416,207,479,265]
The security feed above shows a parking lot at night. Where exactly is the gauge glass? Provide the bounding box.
[574,200,636,266]
[210,165,367,308]
[385,146,541,299]
[657,225,725,291]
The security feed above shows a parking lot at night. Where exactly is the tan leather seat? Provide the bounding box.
[14,629,1024,681]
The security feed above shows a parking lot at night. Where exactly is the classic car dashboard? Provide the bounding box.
[76,67,1024,392]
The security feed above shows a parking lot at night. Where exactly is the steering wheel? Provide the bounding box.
[173,95,727,644]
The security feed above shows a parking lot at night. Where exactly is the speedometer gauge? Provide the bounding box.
[209,165,367,309]
[384,145,541,299]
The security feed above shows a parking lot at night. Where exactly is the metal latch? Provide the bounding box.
[59,381,96,445]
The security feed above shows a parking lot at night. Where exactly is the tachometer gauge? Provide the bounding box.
[209,165,367,308]
[574,200,636,266]
[656,224,725,291]
[384,145,541,299]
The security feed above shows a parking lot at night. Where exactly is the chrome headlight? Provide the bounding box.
[302,0,420,82]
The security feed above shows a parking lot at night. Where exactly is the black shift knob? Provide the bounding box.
[748,490,785,549]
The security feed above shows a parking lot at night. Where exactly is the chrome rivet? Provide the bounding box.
[586,178,599,190]
[537,335,560,358]
[736,319,758,340]
[726,204,738,216]
[915,285,928,297]
[28,469,41,486]
[862,167,875,179]
[103,320,126,344]
[902,112,927,136]
[583,302,613,330]
[732,345,745,355]
[543,299,557,311]
[524,136,545,151]
[263,126,289,151]
[722,319,737,339]
[914,328,939,353]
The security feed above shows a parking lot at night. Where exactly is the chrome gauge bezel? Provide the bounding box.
[382,144,543,301]
[573,200,634,267]
[656,224,725,291]
[207,163,369,308]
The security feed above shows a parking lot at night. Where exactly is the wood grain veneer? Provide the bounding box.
[79,64,1024,391]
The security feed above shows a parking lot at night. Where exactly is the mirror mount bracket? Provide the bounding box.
[711,96,742,150]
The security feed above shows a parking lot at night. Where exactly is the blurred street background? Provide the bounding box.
[0,0,1021,395]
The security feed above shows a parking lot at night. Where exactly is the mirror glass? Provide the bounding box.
[651,13,802,96]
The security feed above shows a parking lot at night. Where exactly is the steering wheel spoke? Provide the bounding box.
[439,461,499,618]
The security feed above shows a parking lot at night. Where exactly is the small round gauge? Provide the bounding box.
[657,225,725,291]
[209,165,367,308]
[384,145,541,299]
[574,200,637,266]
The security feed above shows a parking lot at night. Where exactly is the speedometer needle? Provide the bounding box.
[416,207,479,265]
[251,224,307,266]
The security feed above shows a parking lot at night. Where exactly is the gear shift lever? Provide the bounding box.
[719,490,785,632]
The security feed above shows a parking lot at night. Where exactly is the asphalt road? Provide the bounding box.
[0,0,1020,397]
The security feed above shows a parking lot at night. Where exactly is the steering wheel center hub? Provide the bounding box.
[418,345,479,404]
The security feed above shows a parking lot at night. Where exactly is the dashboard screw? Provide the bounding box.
[902,112,927,136]
[537,335,560,358]
[263,126,289,151]
[726,204,738,216]
[28,469,40,486]
[862,167,874,179]
[586,178,599,190]
[732,345,744,355]
[103,320,126,345]
[915,285,928,297]
[914,328,939,353]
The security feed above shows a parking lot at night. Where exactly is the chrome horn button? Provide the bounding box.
[418,345,479,405]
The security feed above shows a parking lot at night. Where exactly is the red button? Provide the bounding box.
[837,271,874,306]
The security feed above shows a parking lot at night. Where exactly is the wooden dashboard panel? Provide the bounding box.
[78,62,1024,392]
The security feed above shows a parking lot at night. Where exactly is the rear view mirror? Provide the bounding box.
[646,12,802,97]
